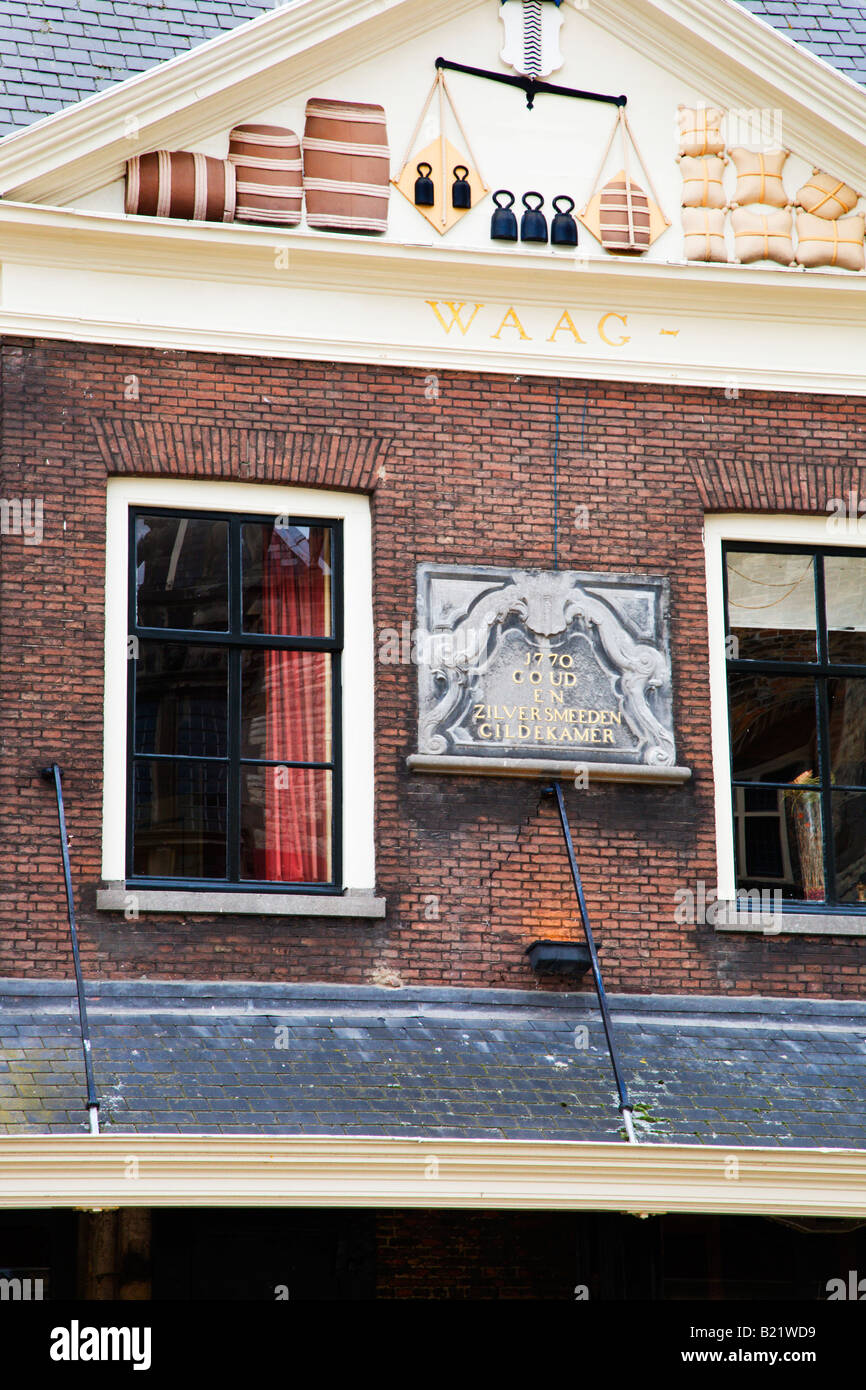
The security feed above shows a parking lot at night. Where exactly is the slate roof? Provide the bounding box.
[1,978,865,1146]
[737,1,866,86]
[0,2,863,138]
[0,1,271,135]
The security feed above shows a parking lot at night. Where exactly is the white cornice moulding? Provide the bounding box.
[1,203,863,314]
[0,317,863,398]
[3,307,866,396]
[0,201,864,395]
[0,1136,864,1214]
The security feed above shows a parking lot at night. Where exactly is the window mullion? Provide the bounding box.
[126,508,138,879]
[227,517,242,884]
[814,554,837,903]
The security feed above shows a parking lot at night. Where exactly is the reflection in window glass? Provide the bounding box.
[240,766,332,883]
[135,643,228,758]
[828,679,866,787]
[728,672,816,783]
[825,554,866,665]
[133,760,227,880]
[725,550,816,662]
[723,543,866,908]
[136,515,229,631]
[242,523,332,636]
[832,790,866,904]
[129,508,340,888]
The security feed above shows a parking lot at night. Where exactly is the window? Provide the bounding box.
[128,508,342,890]
[723,541,866,909]
[101,478,377,910]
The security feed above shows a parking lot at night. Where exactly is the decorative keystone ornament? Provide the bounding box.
[499,0,565,80]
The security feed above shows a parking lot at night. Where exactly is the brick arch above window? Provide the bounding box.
[689,456,866,516]
[89,418,391,494]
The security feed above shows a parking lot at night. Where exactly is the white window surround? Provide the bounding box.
[98,477,383,918]
[705,511,866,937]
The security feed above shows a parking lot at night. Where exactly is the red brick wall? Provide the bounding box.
[375,1211,577,1299]
[1,336,865,995]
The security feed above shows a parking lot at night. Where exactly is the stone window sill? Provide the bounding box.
[96,885,386,918]
[407,754,691,784]
[714,908,866,937]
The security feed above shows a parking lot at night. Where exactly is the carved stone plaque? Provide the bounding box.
[412,563,684,779]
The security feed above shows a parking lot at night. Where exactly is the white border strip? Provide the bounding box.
[0,1136,864,1215]
[704,511,866,903]
[102,478,375,892]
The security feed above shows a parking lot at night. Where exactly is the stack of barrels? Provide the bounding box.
[125,99,390,234]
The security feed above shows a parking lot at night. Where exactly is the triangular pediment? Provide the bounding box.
[0,0,863,227]
[0,0,864,395]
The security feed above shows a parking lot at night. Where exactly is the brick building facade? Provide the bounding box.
[3,339,865,994]
[0,0,865,1306]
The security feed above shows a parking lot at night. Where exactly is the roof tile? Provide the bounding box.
[0,979,864,1145]
[0,1,862,135]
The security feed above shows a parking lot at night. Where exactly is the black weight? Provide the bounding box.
[551,194,578,247]
[520,190,548,244]
[490,188,518,241]
[452,165,471,210]
[414,161,434,207]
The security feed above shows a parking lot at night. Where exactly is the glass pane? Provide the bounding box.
[135,642,228,757]
[828,678,866,786]
[136,515,228,631]
[742,786,779,813]
[736,786,825,901]
[782,786,825,901]
[825,555,866,665]
[728,672,817,782]
[725,550,816,662]
[240,649,331,762]
[743,810,785,880]
[242,522,332,636]
[240,765,332,883]
[133,759,227,879]
[832,790,866,904]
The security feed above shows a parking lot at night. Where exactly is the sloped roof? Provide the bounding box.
[0,1,270,134]
[737,1,866,86]
[1,979,865,1146]
[0,1,863,137]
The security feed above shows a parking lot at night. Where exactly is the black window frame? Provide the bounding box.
[723,539,866,913]
[126,505,343,894]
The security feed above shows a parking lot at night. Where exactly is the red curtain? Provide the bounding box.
[263,528,331,881]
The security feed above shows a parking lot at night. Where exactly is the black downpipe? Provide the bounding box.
[41,763,100,1134]
[546,781,636,1142]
